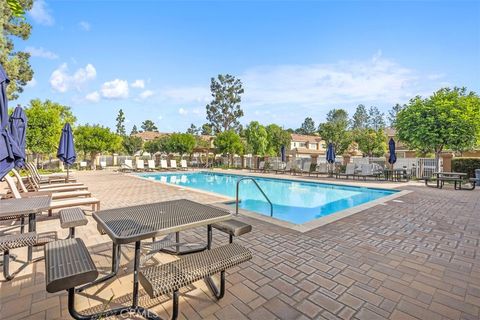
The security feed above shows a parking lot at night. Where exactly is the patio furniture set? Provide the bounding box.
[1,166,253,320]
[120,159,189,172]
[422,171,478,190]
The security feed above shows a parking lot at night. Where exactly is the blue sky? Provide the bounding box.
[14,0,480,132]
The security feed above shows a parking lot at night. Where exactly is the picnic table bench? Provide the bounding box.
[422,172,475,190]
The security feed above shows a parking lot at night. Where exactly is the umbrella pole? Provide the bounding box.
[66,164,69,181]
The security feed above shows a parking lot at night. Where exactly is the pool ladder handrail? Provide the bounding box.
[236,177,273,217]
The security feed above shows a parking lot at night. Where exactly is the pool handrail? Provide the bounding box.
[236,177,273,217]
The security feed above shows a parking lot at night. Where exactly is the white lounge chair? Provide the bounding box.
[79,161,87,170]
[136,160,145,171]
[160,160,168,170]
[100,161,107,170]
[170,160,178,170]
[180,160,188,171]
[337,163,356,179]
[311,163,328,177]
[147,160,156,171]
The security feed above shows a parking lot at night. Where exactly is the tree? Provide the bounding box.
[25,99,77,162]
[115,109,126,136]
[186,123,200,135]
[130,125,138,135]
[351,104,369,130]
[75,125,121,169]
[214,130,244,166]
[355,129,387,157]
[368,106,386,131]
[206,74,244,133]
[396,87,480,169]
[244,121,268,156]
[144,136,169,154]
[296,117,316,135]
[318,109,352,155]
[122,135,143,155]
[388,104,404,128]
[1,0,34,100]
[201,123,213,135]
[167,133,196,157]
[141,120,158,132]
[265,124,291,156]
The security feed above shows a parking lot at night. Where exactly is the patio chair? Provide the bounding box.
[147,160,156,171]
[356,164,377,180]
[310,163,328,177]
[170,160,178,170]
[99,161,107,170]
[180,160,188,171]
[160,159,169,170]
[26,162,76,184]
[3,174,100,216]
[253,161,265,173]
[24,165,85,191]
[79,161,88,170]
[298,161,312,175]
[7,169,91,200]
[275,162,290,174]
[336,163,356,179]
[136,160,145,171]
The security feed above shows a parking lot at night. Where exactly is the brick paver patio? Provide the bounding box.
[1,170,479,320]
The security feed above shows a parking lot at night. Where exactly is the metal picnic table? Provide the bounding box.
[91,199,231,319]
[0,196,52,261]
[431,172,468,189]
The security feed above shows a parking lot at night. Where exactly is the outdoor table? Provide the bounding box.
[383,168,407,182]
[0,196,52,261]
[432,172,468,189]
[92,199,231,319]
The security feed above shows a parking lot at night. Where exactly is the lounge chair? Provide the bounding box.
[147,160,156,171]
[79,161,87,170]
[252,161,265,173]
[356,164,376,180]
[100,161,107,170]
[297,161,312,175]
[136,160,145,171]
[26,163,76,184]
[336,163,356,179]
[310,163,328,177]
[160,160,169,170]
[170,160,178,170]
[7,169,92,200]
[275,162,291,174]
[24,166,85,191]
[3,174,100,215]
[180,160,188,171]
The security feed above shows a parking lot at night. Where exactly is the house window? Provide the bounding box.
[309,143,317,150]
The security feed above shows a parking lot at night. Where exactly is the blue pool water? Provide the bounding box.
[139,172,397,224]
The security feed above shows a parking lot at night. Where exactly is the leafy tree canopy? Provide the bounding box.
[396,87,480,167]
[206,74,244,133]
[265,124,291,156]
[141,119,158,132]
[75,124,122,168]
[388,104,404,128]
[122,135,143,155]
[1,0,34,100]
[318,109,352,155]
[201,123,213,135]
[167,133,196,156]
[130,124,138,135]
[368,106,386,131]
[354,128,387,157]
[296,117,316,135]
[25,99,76,156]
[186,123,200,135]
[116,109,126,136]
[244,121,268,156]
[214,130,243,156]
[351,104,369,130]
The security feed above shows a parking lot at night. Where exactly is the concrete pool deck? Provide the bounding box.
[1,169,479,320]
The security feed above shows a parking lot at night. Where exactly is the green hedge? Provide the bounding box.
[451,158,480,178]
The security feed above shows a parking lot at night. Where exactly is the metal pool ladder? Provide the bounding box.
[236,177,273,217]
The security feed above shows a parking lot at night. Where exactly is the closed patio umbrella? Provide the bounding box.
[280,145,286,162]
[0,64,22,179]
[388,138,397,168]
[57,123,76,180]
[326,143,335,164]
[9,106,28,168]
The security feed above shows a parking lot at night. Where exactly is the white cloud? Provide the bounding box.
[131,80,145,89]
[49,63,96,92]
[26,78,37,88]
[79,21,91,31]
[85,91,100,102]
[25,46,58,59]
[100,79,129,99]
[159,86,210,103]
[139,90,154,100]
[29,0,54,26]
[241,52,420,107]
[178,107,188,115]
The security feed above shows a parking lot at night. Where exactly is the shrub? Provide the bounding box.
[451,158,480,178]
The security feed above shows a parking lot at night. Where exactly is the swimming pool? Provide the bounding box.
[139,171,398,224]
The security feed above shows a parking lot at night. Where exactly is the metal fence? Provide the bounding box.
[350,156,441,178]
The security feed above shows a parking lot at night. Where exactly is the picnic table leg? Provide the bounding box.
[27,212,36,262]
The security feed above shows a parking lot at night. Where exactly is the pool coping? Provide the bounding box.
[132,170,412,233]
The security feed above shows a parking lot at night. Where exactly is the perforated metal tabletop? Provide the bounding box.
[0,196,52,218]
[93,199,232,244]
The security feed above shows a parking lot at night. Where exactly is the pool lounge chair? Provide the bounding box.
[275,162,291,174]
[252,161,265,173]
[297,161,312,175]
[7,169,92,200]
[147,160,156,171]
[170,160,179,170]
[160,160,169,170]
[26,163,76,184]
[99,161,107,170]
[180,160,188,171]
[310,163,328,177]
[136,160,145,171]
[79,161,88,170]
[3,174,100,215]
[336,163,356,179]
[24,165,86,191]
[356,164,377,180]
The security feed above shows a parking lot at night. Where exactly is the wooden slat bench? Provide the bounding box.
[139,243,252,319]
